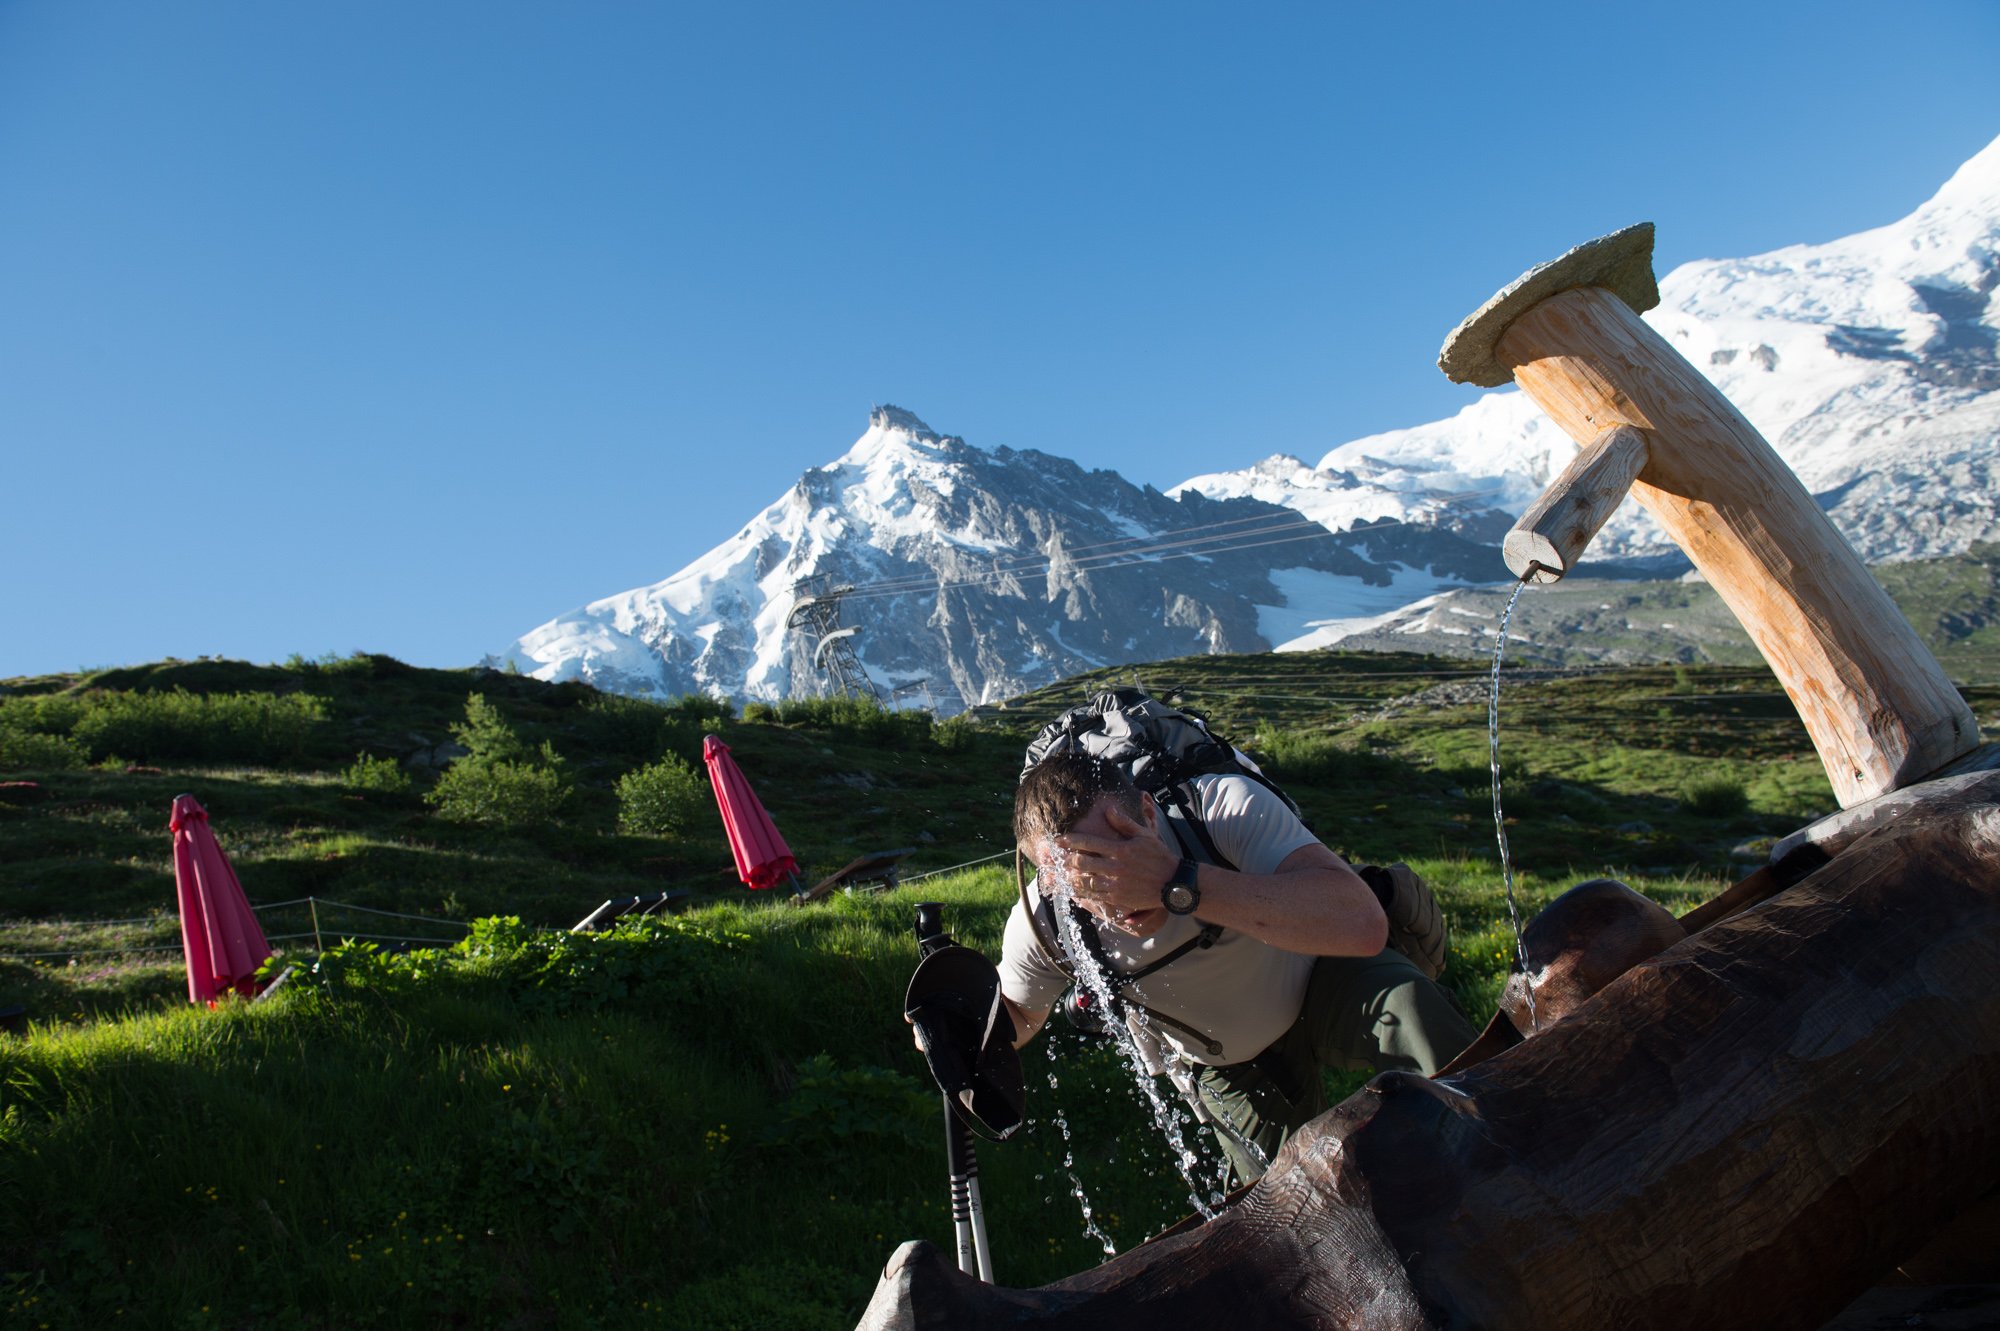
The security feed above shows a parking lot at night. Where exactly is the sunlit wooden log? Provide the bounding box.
[1441,225,1978,807]
[1503,423,1650,583]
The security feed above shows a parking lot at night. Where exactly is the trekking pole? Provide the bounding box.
[913,902,996,1282]
[944,1084,994,1280]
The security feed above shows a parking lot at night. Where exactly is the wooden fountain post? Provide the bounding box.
[1439,224,1980,808]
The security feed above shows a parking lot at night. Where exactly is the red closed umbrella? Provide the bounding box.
[170,794,272,1004]
[702,734,801,893]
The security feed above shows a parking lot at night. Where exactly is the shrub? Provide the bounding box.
[573,694,675,764]
[741,701,776,724]
[284,651,387,677]
[428,753,572,827]
[0,694,86,736]
[4,688,332,766]
[670,692,735,725]
[430,695,571,825]
[1681,776,1750,817]
[616,755,708,837]
[449,692,534,765]
[450,913,749,1015]
[768,695,931,745]
[341,752,412,795]
[0,728,87,772]
[932,711,983,752]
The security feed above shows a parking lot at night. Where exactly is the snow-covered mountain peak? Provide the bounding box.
[1924,130,2000,224]
[498,137,2000,706]
[828,402,982,473]
[868,403,942,442]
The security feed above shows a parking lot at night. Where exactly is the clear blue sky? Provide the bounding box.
[4,1,1997,679]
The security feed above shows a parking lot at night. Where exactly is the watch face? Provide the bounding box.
[1165,884,1196,914]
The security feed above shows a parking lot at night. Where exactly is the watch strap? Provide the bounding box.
[1162,857,1200,914]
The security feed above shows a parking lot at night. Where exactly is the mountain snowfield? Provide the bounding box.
[497,134,2000,706]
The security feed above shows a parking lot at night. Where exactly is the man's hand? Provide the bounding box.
[1048,803,1178,922]
[1043,795,1389,955]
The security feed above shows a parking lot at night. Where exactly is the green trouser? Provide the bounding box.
[1193,949,1477,1184]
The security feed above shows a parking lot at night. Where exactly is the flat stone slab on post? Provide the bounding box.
[1438,223,1660,388]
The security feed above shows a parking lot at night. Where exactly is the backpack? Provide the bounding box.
[1014,687,1302,1056]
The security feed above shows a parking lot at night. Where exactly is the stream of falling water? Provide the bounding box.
[1042,860,1228,1227]
[1489,577,1538,1031]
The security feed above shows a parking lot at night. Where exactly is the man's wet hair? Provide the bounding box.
[1013,751,1146,854]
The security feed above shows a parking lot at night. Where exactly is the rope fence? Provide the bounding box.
[901,849,1011,884]
[0,895,473,963]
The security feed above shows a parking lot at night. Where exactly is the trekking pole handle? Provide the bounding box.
[914,902,949,958]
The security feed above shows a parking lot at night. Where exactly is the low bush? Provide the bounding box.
[931,711,983,752]
[429,753,572,826]
[425,913,750,1015]
[0,693,87,736]
[0,728,87,772]
[283,650,399,678]
[670,692,735,726]
[1681,776,1750,817]
[0,688,332,766]
[573,694,678,765]
[768,696,931,745]
[341,752,412,795]
[616,754,708,836]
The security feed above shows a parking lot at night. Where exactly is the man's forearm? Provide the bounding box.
[1050,806,1389,957]
[1182,851,1388,956]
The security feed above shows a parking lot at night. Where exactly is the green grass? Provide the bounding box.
[1,648,1992,1328]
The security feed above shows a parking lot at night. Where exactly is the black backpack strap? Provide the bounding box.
[1154,782,1235,871]
[1123,920,1224,980]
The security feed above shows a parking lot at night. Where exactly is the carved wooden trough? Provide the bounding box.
[856,226,2000,1331]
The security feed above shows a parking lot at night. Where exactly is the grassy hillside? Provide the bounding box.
[1333,543,2000,682]
[2,650,1993,1328]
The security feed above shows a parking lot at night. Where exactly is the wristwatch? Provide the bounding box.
[1161,858,1201,915]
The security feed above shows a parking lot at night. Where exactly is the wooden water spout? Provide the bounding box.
[1441,223,1979,808]
[855,226,2000,1331]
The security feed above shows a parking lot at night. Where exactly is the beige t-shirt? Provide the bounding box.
[997,773,1323,1066]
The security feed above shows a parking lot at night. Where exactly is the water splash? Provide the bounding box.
[1043,1065,1117,1257]
[1162,1049,1266,1184]
[1114,1001,1232,1213]
[1044,860,1226,1219]
[1489,577,1538,1031]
